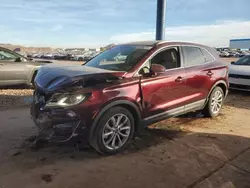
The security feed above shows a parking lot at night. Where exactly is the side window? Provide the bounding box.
[150,47,181,70]
[0,49,19,61]
[183,46,205,67]
[201,48,214,62]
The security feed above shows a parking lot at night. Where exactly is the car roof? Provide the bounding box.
[122,40,209,48]
[123,41,160,46]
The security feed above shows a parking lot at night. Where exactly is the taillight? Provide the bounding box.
[226,66,229,77]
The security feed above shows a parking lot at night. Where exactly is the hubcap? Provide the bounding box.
[211,90,223,114]
[102,114,131,150]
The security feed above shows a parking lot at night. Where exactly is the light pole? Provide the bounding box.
[156,0,166,40]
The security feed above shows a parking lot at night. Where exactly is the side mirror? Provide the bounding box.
[231,61,235,64]
[139,67,150,75]
[150,64,166,75]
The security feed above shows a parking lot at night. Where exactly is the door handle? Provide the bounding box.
[175,76,183,82]
[207,71,213,76]
[0,63,5,66]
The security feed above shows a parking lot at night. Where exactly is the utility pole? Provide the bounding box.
[156,0,166,40]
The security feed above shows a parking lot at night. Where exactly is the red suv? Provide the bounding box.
[31,41,229,154]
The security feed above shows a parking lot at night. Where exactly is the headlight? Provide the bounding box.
[45,93,87,107]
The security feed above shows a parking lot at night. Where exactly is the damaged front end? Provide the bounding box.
[30,65,125,144]
[30,91,85,143]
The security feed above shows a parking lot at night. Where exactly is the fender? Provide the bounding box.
[88,99,141,142]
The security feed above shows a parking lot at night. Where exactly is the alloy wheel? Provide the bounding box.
[102,113,131,150]
[211,90,223,114]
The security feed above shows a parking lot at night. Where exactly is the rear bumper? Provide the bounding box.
[30,102,88,142]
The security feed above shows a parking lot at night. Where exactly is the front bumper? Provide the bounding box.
[30,102,88,142]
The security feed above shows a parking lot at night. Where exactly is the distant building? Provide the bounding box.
[13,48,21,52]
[230,38,250,50]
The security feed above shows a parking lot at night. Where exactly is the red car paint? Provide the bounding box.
[31,41,228,143]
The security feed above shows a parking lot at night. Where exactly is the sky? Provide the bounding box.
[0,0,250,48]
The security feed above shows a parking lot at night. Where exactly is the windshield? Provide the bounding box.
[84,45,152,71]
[234,55,250,66]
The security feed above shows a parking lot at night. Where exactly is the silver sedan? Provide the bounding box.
[0,47,52,86]
[229,55,250,91]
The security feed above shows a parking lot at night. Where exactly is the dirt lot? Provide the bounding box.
[1,58,250,188]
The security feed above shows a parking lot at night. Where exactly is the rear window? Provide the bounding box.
[201,48,214,62]
[183,46,206,67]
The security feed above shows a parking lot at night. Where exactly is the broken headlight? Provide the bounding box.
[45,93,88,107]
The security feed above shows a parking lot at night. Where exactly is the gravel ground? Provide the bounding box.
[0,89,33,110]
[0,91,249,188]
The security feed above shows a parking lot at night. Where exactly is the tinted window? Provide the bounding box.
[201,48,214,62]
[151,47,180,69]
[183,46,205,66]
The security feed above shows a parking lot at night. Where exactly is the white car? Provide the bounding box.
[229,55,250,91]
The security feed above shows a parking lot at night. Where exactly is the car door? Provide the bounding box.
[182,46,216,111]
[0,49,28,85]
[139,46,187,121]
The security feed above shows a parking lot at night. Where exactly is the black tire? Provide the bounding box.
[90,106,135,155]
[78,57,83,61]
[203,86,224,117]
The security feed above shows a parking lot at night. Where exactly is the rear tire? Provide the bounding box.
[203,86,224,117]
[78,57,83,61]
[90,107,135,155]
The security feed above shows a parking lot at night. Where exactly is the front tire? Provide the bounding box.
[203,86,224,117]
[90,107,135,155]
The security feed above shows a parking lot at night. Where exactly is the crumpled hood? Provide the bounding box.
[35,64,126,92]
[229,64,250,75]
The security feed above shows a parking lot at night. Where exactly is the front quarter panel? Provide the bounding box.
[69,77,142,131]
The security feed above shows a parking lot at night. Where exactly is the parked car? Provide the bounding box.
[241,51,250,57]
[0,47,53,86]
[74,54,87,61]
[219,51,230,57]
[229,55,250,91]
[41,53,54,59]
[54,54,73,60]
[30,41,229,154]
[33,54,43,58]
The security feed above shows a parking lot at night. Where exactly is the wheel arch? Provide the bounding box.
[209,80,228,97]
[88,100,141,143]
[205,80,228,106]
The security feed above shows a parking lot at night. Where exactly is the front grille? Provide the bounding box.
[230,83,250,90]
[229,74,250,79]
